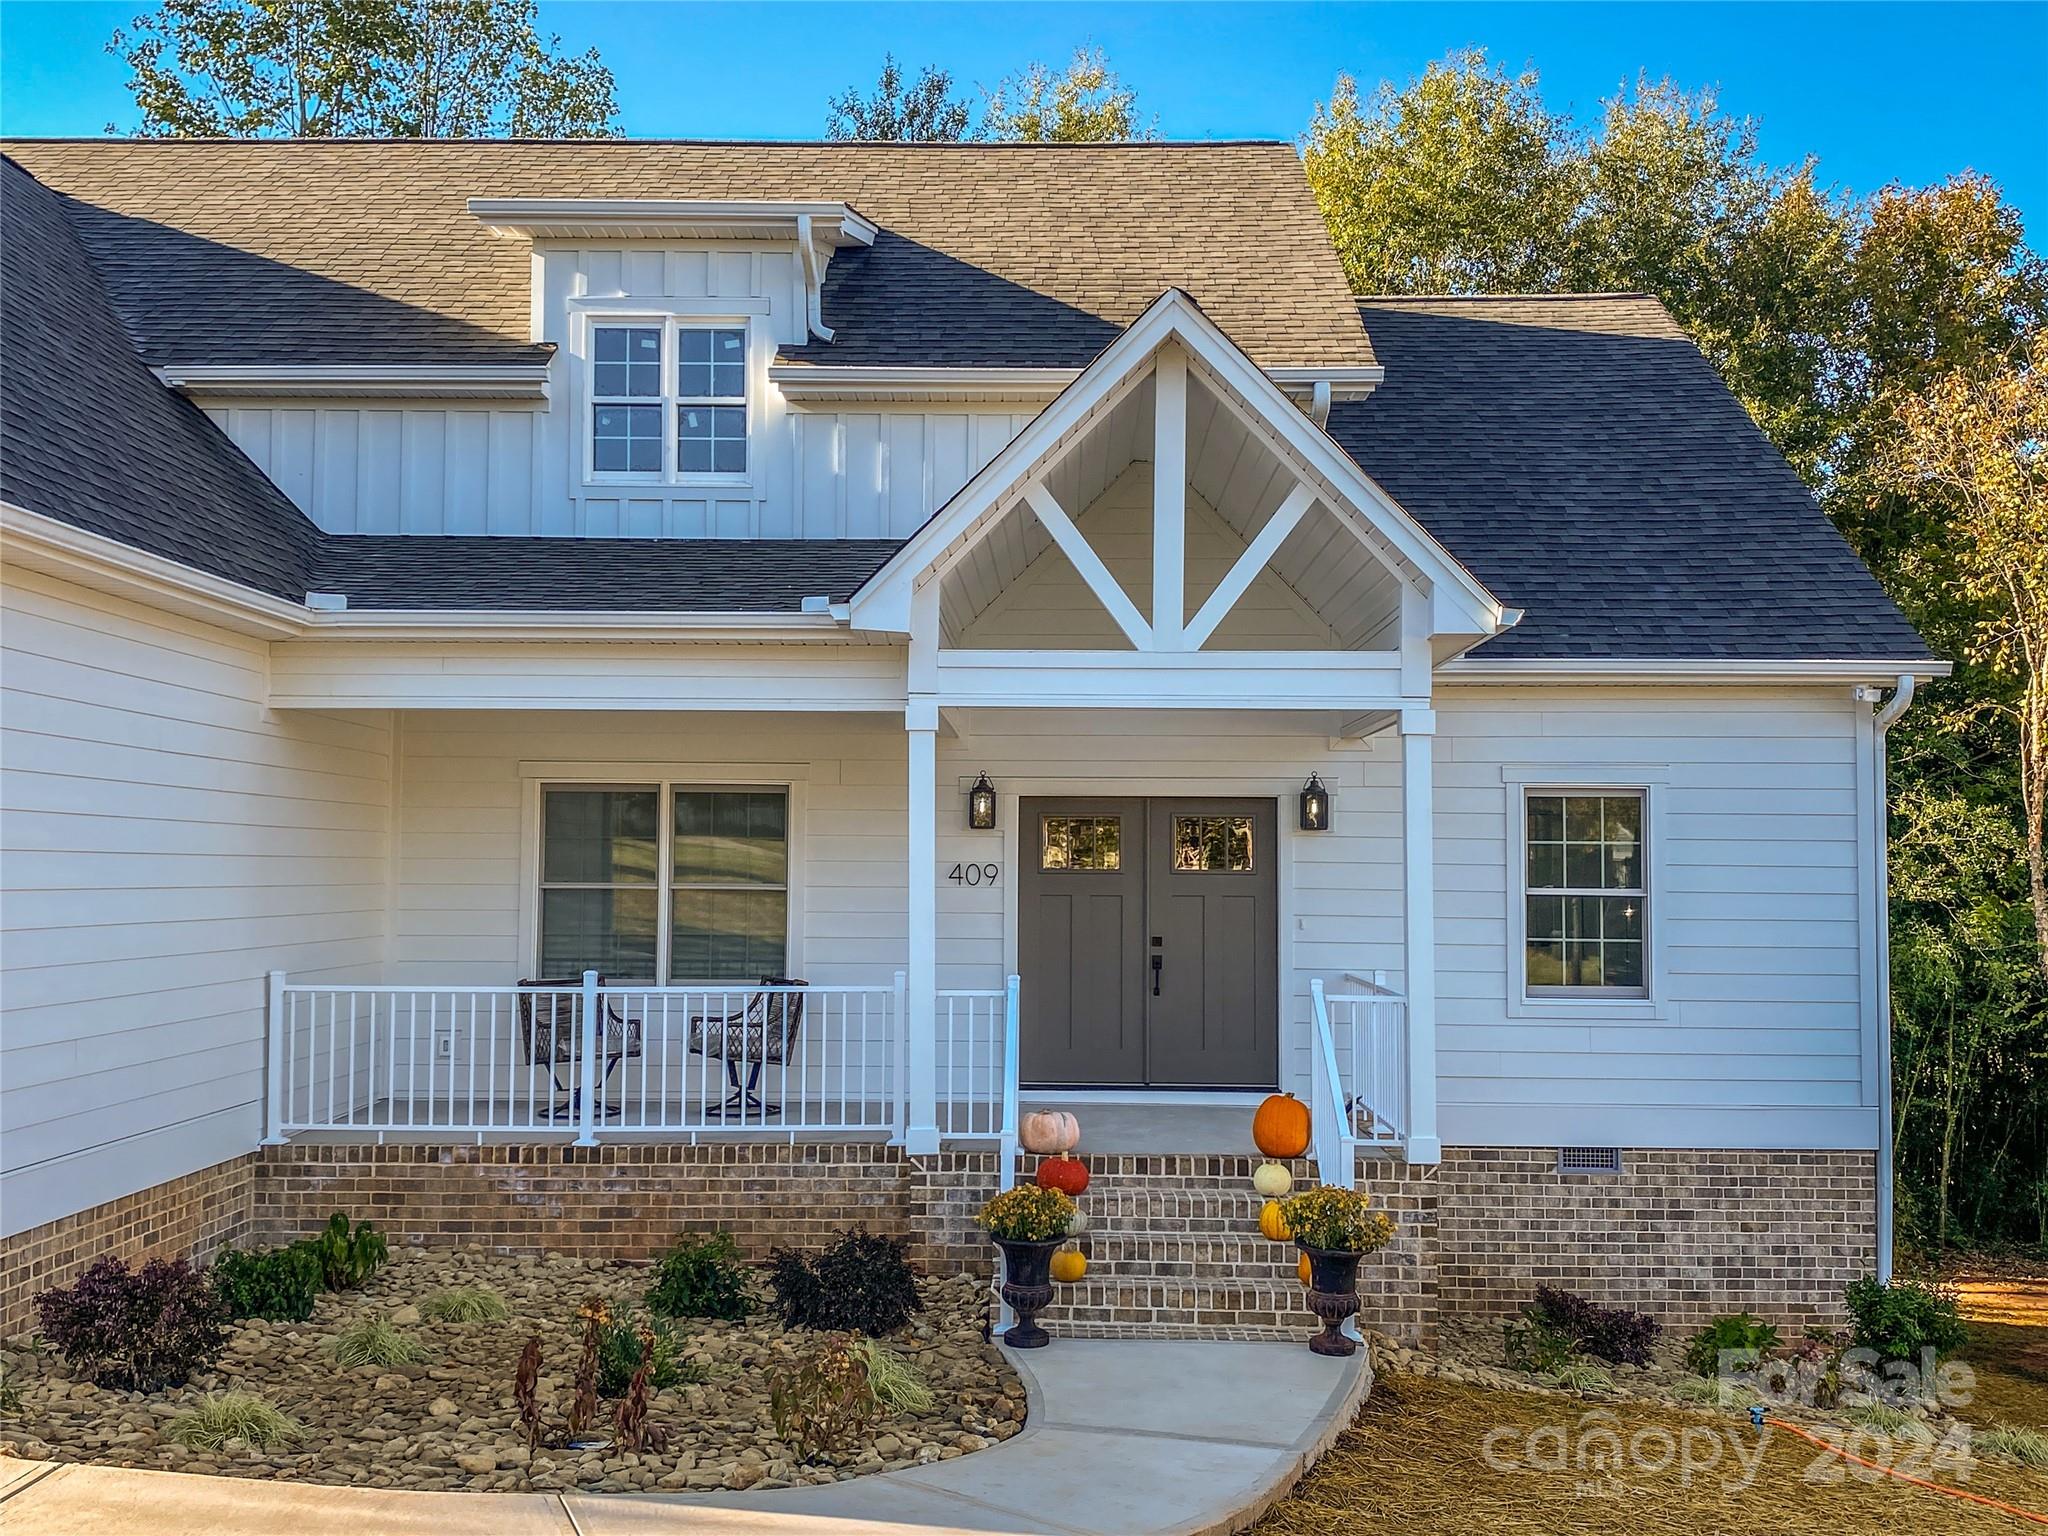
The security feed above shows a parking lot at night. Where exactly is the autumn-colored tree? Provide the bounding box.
[109,0,618,137]
[978,47,1154,143]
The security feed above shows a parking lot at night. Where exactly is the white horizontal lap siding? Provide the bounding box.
[0,568,392,1234]
[1432,684,1874,1149]
[390,712,910,989]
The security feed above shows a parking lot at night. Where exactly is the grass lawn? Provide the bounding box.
[1255,1273,2048,1535]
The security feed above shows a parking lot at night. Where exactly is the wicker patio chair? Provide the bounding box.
[515,976,643,1121]
[686,977,808,1117]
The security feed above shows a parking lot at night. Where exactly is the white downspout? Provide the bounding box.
[1869,672,1915,1281]
[795,214,834,343]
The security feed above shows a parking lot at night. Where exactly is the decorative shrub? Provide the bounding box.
[302,1212,388,1291]
[1502,1317,1580,1374]
[645,1232,753,1321]
[1528,1287,1662,1367]
[976,1186,1075,1243]
[34,1256,228,1391]
[847,1337,932,1414]
[1842,1275,1968,1365]
[596,1309,697,1397]
[769,1336,878,1460]
[420,1285,510,1323]
[1545,1361,1614,1394]
[167,1391,304,1452]
[1975,1424,2048,1469]
[767,1227,924,1336]
[1682,1313,1781,1377]
[327,1317,429,1367]
[212,1244,323,1323]
[1276,1187,1397,1254]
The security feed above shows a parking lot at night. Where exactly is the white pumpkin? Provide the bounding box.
[1252,1160,1294,1199]
[1064,1204,1089,1236]
[1019,1109,1081,1155]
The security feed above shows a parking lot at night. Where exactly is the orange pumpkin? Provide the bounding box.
[1050,1247,1088,1284]
[1034,1154,1090,1197]
[1259,1199,1293,1242]
[1020,1109,1080,1155]
[1252,1093,1311,1159]
[1298,1252,1314,1287]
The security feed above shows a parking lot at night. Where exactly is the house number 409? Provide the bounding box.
[948,863,1000,886]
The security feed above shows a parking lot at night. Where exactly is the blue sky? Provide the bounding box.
[3,2,2043,234]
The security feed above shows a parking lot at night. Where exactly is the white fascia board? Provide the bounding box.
[299,609,854,642]
[1267,364,1385,400]
[848,288,1501,637]
[1439,656,1954,685]
[156,364,552,402]
[769,362,1385,406]
[469,198,878,246]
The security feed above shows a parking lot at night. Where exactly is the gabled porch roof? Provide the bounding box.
[847,289,1508,653]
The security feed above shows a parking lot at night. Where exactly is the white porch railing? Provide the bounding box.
[264,970,1022,1149]
[1309,974,1410,1183]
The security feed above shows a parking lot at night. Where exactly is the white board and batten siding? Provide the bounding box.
[205,238,1035,542]
[0,568,393,1236]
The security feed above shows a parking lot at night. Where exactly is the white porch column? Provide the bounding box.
[1400,707,1441,1164]
[904,708,940,1153]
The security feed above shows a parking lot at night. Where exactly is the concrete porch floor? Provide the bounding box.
[0,1339,1370,1536]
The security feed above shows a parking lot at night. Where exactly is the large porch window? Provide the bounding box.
[539,784,788,981]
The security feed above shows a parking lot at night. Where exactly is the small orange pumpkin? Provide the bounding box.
[1020,1109,1080,1155]
[1034,1154,1090,1198]
[1298,1252,1314,1287]
[1259,1199,1293,1242]
[1252,1093,1311,1159]
[1050,1247,1088,1284]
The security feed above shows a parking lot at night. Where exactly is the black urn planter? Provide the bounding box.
[1298,1243,1363,1357]
[992,1236,1060,1349]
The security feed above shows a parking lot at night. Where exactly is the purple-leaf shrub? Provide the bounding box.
[1530,1286,1661,1367]
[35,1256,229,1391]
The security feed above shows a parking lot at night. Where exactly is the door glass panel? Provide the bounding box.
[1172,815,1254,872]
[1040,816,1121,871]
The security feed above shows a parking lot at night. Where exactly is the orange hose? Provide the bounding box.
[1765,1416,2048,1526]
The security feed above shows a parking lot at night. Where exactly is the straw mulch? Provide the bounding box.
[1252,1370,2048,1536]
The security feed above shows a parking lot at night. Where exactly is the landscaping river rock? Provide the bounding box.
[0,1251,1025,1492]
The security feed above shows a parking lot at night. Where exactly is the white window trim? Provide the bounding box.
[519,771,805,983]
[573,307,760,492]
[1502,766,1669,1021]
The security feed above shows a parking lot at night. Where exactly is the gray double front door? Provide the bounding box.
[1018,797,1278,1089]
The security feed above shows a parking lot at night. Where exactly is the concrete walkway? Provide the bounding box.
[0,1339,1368,1536]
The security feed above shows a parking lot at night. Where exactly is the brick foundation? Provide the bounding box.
[1435,1146,1877,1329]
[3,1140,1877,1342]
[0,1155,254,1338]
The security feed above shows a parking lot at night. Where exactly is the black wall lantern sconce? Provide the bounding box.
[1298,773,1332,832]
[967,772,998,831]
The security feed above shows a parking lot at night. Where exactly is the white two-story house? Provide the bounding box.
[0,140,1940,1341]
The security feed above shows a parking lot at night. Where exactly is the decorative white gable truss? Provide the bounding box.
[849,288,1510,717]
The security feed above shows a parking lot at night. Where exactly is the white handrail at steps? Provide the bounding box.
[1308,979,1357,1188]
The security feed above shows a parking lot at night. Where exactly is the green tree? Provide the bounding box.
[978,47,1153,143]
[109,0,618,138]
[825,54,972,141]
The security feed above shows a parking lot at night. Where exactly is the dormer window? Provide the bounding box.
[587,319,750,482]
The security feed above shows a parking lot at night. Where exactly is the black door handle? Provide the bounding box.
[1151,955,1162,996]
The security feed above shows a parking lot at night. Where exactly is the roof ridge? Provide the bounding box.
[1,135,1294,150]
[1356,290,1658,303]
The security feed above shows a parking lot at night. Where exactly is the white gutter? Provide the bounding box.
[154,364,552,402]
[1868,672,1916,1282]
[1441,657,1952,685]
[767,362,1387,407]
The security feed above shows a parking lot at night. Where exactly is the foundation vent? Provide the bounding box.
[1557,1146,1623,1175]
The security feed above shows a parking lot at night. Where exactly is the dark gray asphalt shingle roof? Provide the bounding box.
[0,157,320,602]
[1336,294,1931,661]
[0,152,1929,661]
[315,538,900,611]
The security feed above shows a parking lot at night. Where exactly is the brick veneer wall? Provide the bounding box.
[0,1155,254,1338]
[1435,1147,1877,1329]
